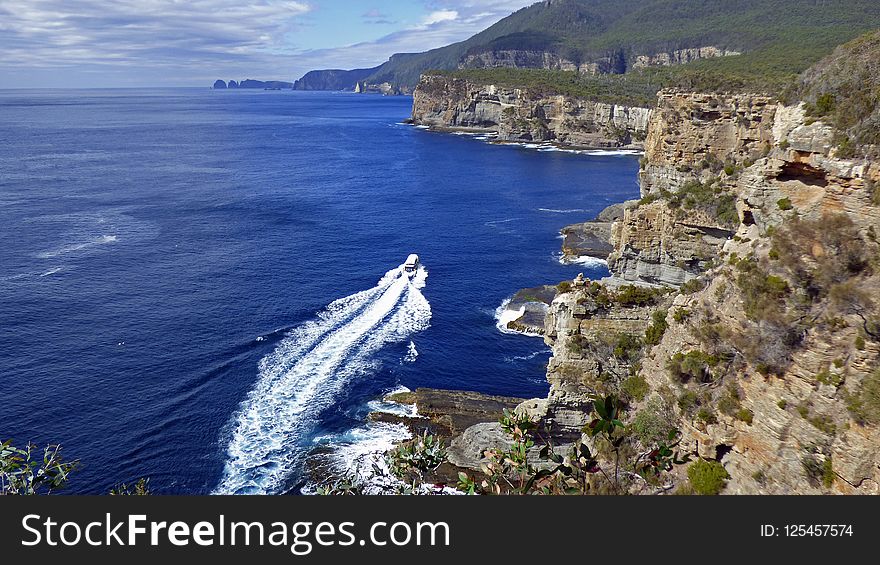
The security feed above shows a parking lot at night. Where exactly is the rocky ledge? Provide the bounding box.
[560,200,637,262]
[497,285,558,336]
[306,388,526,491]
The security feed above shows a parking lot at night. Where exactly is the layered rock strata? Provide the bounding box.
[412,74,652,148]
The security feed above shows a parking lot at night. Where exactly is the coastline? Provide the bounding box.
[310,124,638,493]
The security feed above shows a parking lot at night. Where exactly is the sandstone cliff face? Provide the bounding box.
[541,285,658,437]
[412,74,652,148]
[460,46,740,76]
[460,51,583,73]
[605,90,778,286]
[607,202,734,286]
[541,91,880,494]
[638,101,880,495]
[631,47,741,69]
[640,90,777,195]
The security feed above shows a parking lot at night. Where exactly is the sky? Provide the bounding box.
[0,0,537,88]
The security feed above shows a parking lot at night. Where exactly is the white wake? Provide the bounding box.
[214,264,430,495]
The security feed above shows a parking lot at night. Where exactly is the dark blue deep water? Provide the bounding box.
[0,89,639,494]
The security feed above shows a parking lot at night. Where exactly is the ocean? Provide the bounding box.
[0,88,640,494]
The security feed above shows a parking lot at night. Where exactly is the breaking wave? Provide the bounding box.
[558,254,609,268]
[494,298,525,336]
[214,263,431,495]
[538,208,588,214]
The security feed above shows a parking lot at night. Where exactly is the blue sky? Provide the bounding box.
[0,1,536,88]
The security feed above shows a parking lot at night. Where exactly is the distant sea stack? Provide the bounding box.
[228,80,239,89]
[213,80,227,89]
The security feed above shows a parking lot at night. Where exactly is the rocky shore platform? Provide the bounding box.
[559,200,638,262]
[497,285,557,336]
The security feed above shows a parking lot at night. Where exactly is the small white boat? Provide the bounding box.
[404,254,420,274]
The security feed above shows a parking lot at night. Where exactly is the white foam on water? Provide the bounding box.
[403,341,419,363]
[366,386,419,418]
[36,234,118,259]
[538,208,588,214]
[494,298,526,336]
[505,349,553,363]
[582,149,644,156]
[307,421,413,494]
[304,420,463,496]
[558,255,609,268]
[214,263,431,495]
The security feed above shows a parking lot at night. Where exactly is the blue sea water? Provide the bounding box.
[0,89,640,494]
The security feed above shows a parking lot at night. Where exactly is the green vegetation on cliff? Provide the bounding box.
[387,0,880,93]
[787,30,880,157]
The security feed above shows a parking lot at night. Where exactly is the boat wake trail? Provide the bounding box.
[214,264,430,495]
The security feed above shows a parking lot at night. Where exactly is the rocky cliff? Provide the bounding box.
[411,74,652,148]
[604,91,778,286]
[536,87,880,494]
[411,80,879,495]
[460,45,741,76]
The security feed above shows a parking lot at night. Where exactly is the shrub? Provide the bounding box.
[644,310,669,346]
[110,478,151,496]
[801,455,823,486]
[855,335,866,350]
[631,398,675,446]
[673,308,692,323]
[567,333,589,355]
[0,442,78,495]
[823,457,836,488]
[556,281,573,294]
[615,285,666,307]
[777,198,794,211]
[808,93,837,117]
[680,278,707,295]
[847,369,880,425]
[687,460,730,495]
[621,375,650,402]
[677,390,699,414]
[771,214,870,300]
[717,385,742,417]
[735,259,791,321]
[696,407,718,425]
[736,409,755,425]
[613,333,643,362]
[661,179,740,226]
[816,367,844,387]
[667,350,720,383]
[809,414,837,435]
[386,431,447,478]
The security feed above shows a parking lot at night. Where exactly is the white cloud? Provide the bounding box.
[421,10,459,27]
[0,0,539,86]
[0,0,312,84]
[290,1,536,78]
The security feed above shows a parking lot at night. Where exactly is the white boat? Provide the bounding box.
[404,254,420,274]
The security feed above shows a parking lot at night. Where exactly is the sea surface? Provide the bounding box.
[0,89,640,494]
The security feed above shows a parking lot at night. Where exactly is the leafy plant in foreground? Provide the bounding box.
[0,441,79,495]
